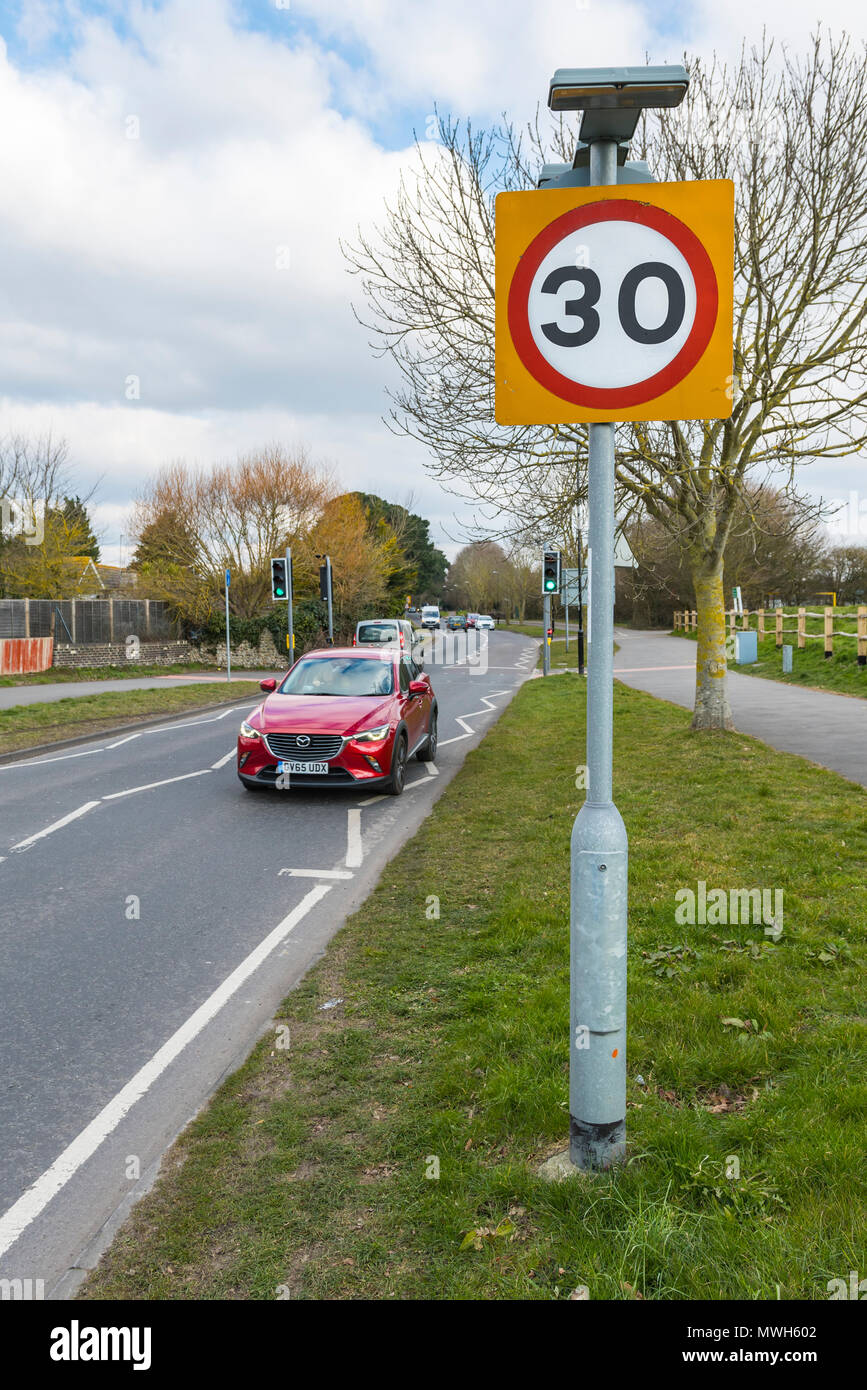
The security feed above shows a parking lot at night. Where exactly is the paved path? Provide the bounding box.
[614,628,867,790]
[0,672,272,709]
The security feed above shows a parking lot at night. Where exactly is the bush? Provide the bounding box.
[193,598,331,652]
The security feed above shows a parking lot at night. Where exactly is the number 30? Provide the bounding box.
[541,261,686,347]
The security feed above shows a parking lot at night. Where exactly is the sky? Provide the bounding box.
[0,0,865,563]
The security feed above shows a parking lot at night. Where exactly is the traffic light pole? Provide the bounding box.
[542,593,551,675]
[570,136,627,1170]
[285,547,294,664]
[326,556,333,645]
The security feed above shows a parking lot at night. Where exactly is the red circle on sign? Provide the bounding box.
[507,200,719,408]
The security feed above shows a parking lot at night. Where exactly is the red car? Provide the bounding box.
[237,646,437,796]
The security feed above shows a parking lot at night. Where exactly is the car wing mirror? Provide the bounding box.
[409,679,427,695]
[260,678,277,692]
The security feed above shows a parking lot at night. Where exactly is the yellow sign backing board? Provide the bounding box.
[495,179,734,424]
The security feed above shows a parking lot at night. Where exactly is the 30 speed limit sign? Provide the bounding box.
[495,180,734,424]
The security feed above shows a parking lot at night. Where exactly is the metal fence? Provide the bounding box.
[0,598,173,642]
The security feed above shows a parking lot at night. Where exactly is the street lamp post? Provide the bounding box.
[546,66,689,1171]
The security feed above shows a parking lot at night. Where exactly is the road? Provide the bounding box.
[614,627,867,789]
[0,630,537,1298]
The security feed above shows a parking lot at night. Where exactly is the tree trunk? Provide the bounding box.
[690,553,733,731]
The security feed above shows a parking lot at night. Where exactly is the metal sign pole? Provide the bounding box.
[285,547,293,663]
[543,593,551,675]
[570,136,627,1170]
[224,569,231,683]
[326,556,334,645]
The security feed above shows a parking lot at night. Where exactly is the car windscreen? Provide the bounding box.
[356,623,398,643]
[279,657,394,697]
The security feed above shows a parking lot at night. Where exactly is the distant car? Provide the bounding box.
[420,604,441,629]
[238,647,437,796]
[476,615,495,630]
[465,613,479,629]
[354,618,423,663]
[446,613,467,631]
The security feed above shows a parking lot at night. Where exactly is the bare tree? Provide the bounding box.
[131,446,335,620]
[346,32,867,729]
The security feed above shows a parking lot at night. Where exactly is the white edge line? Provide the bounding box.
[0,747,105,771]
[106,733,142,749]
[103,769,211,801]
[346,807,363,868]
[10,801,101,852]
[0,705,253,772]
[211,748,236,770]
[0,882,332,1260]
[423,761,439,776]
[279,868,354,880]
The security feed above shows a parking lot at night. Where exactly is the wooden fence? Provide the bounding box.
[673,606,867,664]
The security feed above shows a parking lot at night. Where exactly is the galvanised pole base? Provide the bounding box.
[570,800,628,1170]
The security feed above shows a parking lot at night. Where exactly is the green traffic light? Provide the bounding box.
[275,587,285,597]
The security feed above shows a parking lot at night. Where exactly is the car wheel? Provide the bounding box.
[388,733,408,795]
[417,707,437,762]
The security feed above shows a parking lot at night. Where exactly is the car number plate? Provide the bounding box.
[276,759,329,776]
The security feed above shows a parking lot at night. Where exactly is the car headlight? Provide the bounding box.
[350,724,391,743]
[240,720,261,740]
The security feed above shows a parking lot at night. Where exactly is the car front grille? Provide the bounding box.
[264,732,345,760]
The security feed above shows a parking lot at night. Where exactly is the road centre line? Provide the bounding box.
[103,770,212,800]
[10,801,101,852]
[0,883,332,1262]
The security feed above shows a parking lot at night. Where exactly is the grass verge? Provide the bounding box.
[673,628,867,698]
[81,675,866,1300]
[0,663,232,687]
[0,683,261,754]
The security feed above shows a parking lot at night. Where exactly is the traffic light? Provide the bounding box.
[319,560,332,601]
[542,549,561,594]
[270,557,289,601]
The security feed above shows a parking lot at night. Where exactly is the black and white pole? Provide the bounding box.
[570,136,628,1170]
[543,592,551,675]
[224,568,232,683]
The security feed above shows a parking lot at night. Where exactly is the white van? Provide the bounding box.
[420,604,441,630]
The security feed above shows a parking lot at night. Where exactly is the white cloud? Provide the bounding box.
[0,0,865,560]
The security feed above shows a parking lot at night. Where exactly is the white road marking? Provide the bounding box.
[10,801,101,852]
[357,793,388,807]
[0,883,332,1262]
[211,748,236,770]
[103,770,211,801]
[439,691,506,747]
[423,761,439,776]
[346,807,363,867]
[279,868,354,880]
[0,705,253,772]
[0,748,105,772]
